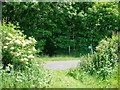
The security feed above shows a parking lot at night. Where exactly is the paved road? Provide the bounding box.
[43,60,80,69]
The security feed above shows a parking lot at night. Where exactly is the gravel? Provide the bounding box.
[43,60,80,69]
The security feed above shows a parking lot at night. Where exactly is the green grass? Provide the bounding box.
[1,55,118,88]
[45,68,118,88]
[46,69,87,88]
[39,55,80,61]
[45,67,118,88]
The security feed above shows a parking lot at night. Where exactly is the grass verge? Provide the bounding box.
[35,55,87,63]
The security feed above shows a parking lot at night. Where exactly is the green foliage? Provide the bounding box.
[2,2,119,56]
[69,33,118,81]
[92,33,118,79]
[68,39,118,87]
[0,22,2,61]
[0,63,52,88]
[2,22,37,69]
[82,2,119,49]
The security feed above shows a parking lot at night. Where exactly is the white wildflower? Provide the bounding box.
[28,51,32,54]
[28,37,32,40]
[3,46,8,49]
[6,43,9,45]
[28,37,37,43]
[23,55,27,57]
[15,40,21,44]
[6,37,11,40]
[25,62,28,65]
[16,52,21,56]
[33,47,37,51]
[10,47,14,50]
[27,40,32,44]
[9,41,14,44]
[22,41,26,46]
[6,66,10,71]
[32,38,37,43]
[23,58,28,61]
[28,54,34,58]
[8,33,13,37]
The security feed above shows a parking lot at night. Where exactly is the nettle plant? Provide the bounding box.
[78,33,118,80]
[93,34,118,79]
[2,22,37,69]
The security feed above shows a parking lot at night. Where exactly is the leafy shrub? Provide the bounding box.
[92,33,117,79]
[92,33,118,79]
[69,33,118,80]
[2,22,37,69]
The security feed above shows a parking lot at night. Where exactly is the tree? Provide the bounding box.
[2,2,119,56]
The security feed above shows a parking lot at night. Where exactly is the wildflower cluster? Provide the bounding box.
[2,22,37,68]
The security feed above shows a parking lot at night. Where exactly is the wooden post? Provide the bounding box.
[69,46,70,55]
[90,44,94,58]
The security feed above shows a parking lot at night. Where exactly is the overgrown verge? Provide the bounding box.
[68,33,118,87]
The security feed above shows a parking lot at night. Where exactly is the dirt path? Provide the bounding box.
[43,60,80,69]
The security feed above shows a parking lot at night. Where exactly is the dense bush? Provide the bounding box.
[2,22,37,69]
[69,33,118,80]
[92,33,118,79]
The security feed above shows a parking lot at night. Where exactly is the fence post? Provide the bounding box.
[69,46,70,55]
